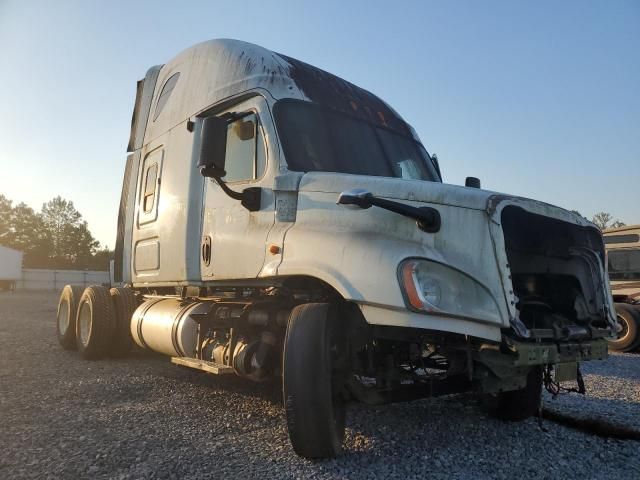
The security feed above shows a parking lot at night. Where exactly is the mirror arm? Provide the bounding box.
[209,176,261,212]
[211,175,243,201]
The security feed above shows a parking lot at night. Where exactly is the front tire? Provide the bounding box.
[76,285,116,360]
[483,366,543,421]
[283,303,347,459]
[56,285,84,350]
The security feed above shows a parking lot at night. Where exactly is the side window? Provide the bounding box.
[153,73,180,121]
[604,234,640,245]
[608,249,640,280]
[143,163,158,213]
[222,113,267,183]
[138,148,163,225]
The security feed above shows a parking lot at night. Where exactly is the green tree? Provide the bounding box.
[0,194,13,238]
[40,196,99,267]
[86,246,114,271]
[0,194,107,270]
[10,202,52,267]
[0,197,52,267]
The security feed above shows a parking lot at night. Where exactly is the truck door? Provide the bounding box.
[131,142,165,280]
[200,96,276,280]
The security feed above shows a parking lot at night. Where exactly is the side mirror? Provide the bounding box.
[198,116,228,178]
[465,177,481,189]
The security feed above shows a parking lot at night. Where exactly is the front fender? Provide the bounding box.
[276,190,509,340]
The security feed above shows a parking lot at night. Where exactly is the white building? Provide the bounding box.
[0,245,23,290]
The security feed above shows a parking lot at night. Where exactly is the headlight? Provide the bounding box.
[399,259,502,323]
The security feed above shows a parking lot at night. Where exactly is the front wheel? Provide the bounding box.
[483,366,543,421]
[283,303,347,459]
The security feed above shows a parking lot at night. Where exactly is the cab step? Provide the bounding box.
[170,357,235,375]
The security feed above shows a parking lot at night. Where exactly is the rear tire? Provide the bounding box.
[76,285,116,360]
[608,303,640,352]
[483,366,543,421]
[109,287,138,357]
[634,306,640,352]
[283,303,347,459]
[56,285,84,350]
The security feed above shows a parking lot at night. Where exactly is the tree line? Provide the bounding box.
[0,194,112,271]
[590,212,626,230]
[571,210,627,230]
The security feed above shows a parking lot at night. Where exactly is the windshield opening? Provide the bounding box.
[274,100,440,182]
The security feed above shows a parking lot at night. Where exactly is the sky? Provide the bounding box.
[0,0,638,248]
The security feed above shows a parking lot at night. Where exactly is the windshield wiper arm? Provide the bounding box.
[337,189,441,233]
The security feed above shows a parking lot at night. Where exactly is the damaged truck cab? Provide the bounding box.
[57,39,615,458]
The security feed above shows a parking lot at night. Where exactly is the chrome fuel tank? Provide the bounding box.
[131,298,208,357]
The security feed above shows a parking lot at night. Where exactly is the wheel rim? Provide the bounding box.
[78,302,92,346]
[57,300,70,335]
[616,314,630,341]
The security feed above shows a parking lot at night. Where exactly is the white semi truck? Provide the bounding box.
[56,39,616,458]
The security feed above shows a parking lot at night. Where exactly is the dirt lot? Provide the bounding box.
[1,291,639,480]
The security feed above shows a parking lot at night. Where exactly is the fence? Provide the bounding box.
[16,269,110,291]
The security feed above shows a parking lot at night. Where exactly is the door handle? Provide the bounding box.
[202,236,212,266]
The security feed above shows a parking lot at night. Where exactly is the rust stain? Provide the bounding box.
[278,53,411,135]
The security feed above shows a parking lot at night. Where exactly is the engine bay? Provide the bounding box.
[501,206,613,340]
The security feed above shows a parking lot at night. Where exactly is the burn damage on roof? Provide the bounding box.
[278,54,410,135]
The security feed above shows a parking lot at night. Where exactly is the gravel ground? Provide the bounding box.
[543,351,640,432]
[0,291,638,480]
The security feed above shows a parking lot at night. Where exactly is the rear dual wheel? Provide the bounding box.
[56,285,138,359]
[109,287,138,356]
[283,303,348,459]
[76,285,116,359]
[56,285,85,350]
